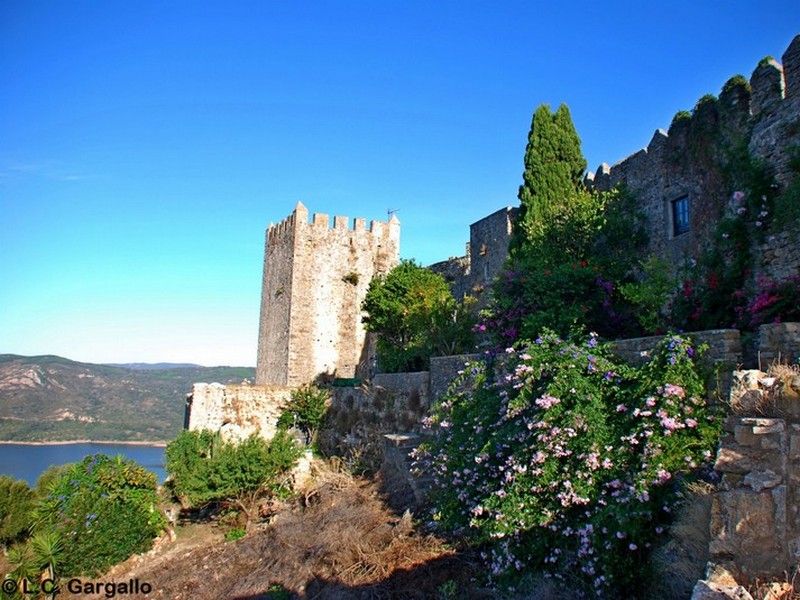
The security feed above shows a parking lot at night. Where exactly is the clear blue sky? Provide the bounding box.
[1,2,798,366]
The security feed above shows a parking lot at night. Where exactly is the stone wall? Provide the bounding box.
[186,383,291,442]
[589,35,800,284]
[429,353,480,402]
[429,207,517,305]
[319,373,431,471]
[256,202,400,387]
[707,365,800,583]
[757,321,800,366]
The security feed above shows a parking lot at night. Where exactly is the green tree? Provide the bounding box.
[511,103,588,252]
[277,384,330,445]
[166,430,301,530]
[485,105,647,344]
[362,260,475,372]
[31,454,165,577]
[0,476,36,550]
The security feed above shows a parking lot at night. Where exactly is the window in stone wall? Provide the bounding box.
[671,196,690,237]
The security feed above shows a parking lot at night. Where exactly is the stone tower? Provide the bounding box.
[256,202,400,386]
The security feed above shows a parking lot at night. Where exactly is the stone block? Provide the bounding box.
[691,580,754,600]
[743,470,782,492]
[734,425,759,446]
[740,417,784,432]
[790,434,800,460]
[710,489,781,577]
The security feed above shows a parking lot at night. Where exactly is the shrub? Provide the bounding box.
[362,259,476,372]
[31,454,165,577]
[0,476,36,549]
[736,275,800,328]
[277,384,330,445]
[165,430,301,529]
[418,332,720,598]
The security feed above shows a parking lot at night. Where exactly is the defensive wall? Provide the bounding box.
[256,202,400,387]
[588,35,800,282]
[431,35,800,300]
[428,206,517,304]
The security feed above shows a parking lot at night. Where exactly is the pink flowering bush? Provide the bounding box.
[417,333,720,598]
[736,274,800,328]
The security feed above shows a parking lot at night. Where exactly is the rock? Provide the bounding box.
[743,469,782,492]
[691,580,754,600]
[762,582,793,600]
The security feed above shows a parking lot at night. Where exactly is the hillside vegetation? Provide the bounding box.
[0,354,254,442]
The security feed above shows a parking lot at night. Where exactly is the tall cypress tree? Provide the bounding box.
[511,103,588,252]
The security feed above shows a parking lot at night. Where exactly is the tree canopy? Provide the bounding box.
[511,103,589,252]
[362,260,475,373]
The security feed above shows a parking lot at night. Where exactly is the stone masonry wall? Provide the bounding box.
[187,383,291,443]
[707,361,800,583]
[429,206,517,306]
[256,202,399,387]
[318,372,430,471]
[590,35,800,282]
[757,321,800,366]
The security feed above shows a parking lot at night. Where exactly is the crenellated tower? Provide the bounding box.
[256,202,400,387]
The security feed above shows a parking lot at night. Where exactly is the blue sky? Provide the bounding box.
[1,2,798,366]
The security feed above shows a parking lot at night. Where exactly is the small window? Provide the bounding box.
[672,196,690,236]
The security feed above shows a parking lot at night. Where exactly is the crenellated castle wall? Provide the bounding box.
[256,202,400,387]
[429,206,517,305]
[588,35,800,279]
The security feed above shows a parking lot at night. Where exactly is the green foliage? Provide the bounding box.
[31,454,165,577]
[342,271,360,285]
[419,333,720,597]
[511,103,588,252]
[4,531,64,599]
[722,74,749,95]
[486,104,648,345]
[693,94,717,112]
[620,257,675,334]
[277,384,330,444]
[0,476,35,549]
[224,527,246,542]
[486,185,647,344]
[165,430,301,529]
[670,110,692,128]
[362,260,476,372]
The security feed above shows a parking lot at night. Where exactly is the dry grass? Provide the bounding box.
[649,481,716,600]
[58,461,480,600]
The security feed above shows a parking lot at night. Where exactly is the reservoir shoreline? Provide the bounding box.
[0,439,168,447]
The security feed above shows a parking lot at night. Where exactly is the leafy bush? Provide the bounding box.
[418,332,720,598]
[0,476,36,549]
[277,384,330,444]
[362,259,475,372]
[619,257,675,334]
[736,275,800,328]
[486,186,647,345]
[166,430,301,529]
[31,454,165,577]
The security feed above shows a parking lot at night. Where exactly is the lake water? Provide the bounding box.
[0,442,167,487]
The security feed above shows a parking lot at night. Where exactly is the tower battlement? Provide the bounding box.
[256,202,400,387]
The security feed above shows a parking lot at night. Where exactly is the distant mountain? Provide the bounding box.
[0,354,255,443]
[104,362,204,370]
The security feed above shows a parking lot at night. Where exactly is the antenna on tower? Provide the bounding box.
[387,208,400,220]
